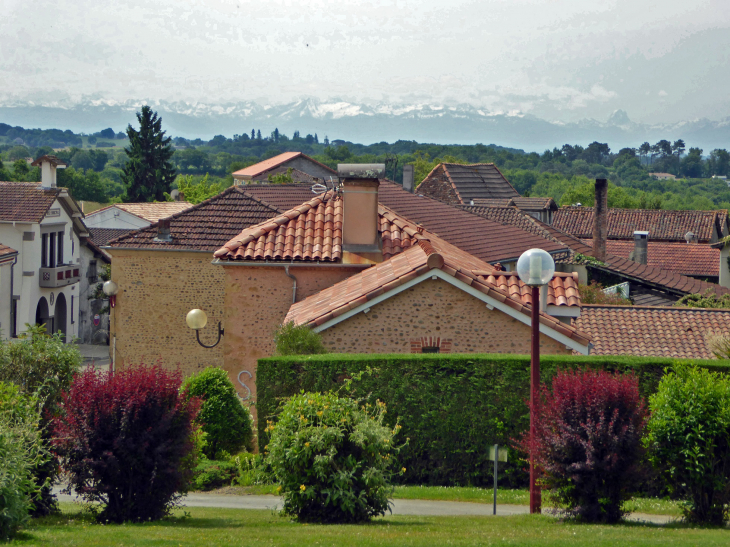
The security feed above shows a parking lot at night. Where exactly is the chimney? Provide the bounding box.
[402,164,414,193]
[31,155,67,189]
[593,178,608,261]
[633,231,648,265]
[154,219,172,242]
[338,163,385,252]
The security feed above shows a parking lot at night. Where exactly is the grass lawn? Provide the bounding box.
[9,504,728,547]
[219,485,684,517]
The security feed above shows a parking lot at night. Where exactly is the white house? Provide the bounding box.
[0,156,88,342]
[83,201,193,230]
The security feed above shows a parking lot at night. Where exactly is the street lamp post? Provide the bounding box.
[515,248,555,515]
[186,309,224,349]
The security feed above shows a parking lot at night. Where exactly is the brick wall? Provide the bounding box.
[418,165,462,205]
[109,250,226,376]
[319,278,573,355]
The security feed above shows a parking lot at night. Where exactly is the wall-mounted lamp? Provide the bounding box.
[103,280,118,308]
[186,309,224,349]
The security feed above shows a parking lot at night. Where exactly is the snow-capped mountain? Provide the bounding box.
[1,99,728,151]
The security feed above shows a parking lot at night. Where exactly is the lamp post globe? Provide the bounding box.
[516,248,555,287]
[102,280,118,297]
[186,309,208,331]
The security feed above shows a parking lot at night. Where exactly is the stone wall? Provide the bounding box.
[319,278,573,356]
[109,250,226,376]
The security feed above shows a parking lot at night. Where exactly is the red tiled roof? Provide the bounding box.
[232,152,337,179]
[0,243,18,257]
[574,304,730,359]
[89,228,135,246]
[259,167,318,183]
[419,163,520,204]
[578,239,719,278]
[30,155,67,167]
[284,233,589,346]
[0,182,61,222]
[553,206,727,242]
[471,197,557,211]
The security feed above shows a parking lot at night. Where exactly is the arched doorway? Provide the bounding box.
[35,297,53,334]
[55,293,67,342]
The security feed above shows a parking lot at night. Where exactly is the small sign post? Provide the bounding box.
[488,444,508,515]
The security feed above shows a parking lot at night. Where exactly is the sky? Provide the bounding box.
[2,0,729,125]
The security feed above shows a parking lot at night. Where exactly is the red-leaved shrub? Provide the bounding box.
[52,365,200,523]
[517,369,648,523]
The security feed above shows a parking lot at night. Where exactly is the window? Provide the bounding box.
[421,346,440,354]
[70,295,74,324]
[57,231,64,264]
[41,233,48,267]
[48,233,56,268]
[88,260,98,282]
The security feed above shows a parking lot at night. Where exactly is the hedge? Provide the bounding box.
[257,353,730,487]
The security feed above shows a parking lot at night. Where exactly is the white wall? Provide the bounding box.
[0,260,13,338]
[83,207,150,230]
[0,198,82,342]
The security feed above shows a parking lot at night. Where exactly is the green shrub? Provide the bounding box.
[266,391,401,523]
[0,324,82,515]
[645,366,730,525]
[0,382,47,539]
[181,367,253,459]
[258,354,730,487]
[273,322,326,356]
[192,459,238,491]
[233,452,266,487]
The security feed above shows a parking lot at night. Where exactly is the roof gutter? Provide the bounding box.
[212,259,372,269]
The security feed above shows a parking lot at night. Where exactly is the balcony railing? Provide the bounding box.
[39,264,81,288]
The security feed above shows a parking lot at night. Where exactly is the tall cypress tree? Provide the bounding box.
[121,106,176,202]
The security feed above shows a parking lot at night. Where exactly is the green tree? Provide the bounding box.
[121,106,176,202]
[166,174,222,204]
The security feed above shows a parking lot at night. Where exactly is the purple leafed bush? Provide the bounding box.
[52,364,200,523]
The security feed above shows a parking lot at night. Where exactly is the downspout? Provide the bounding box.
[9,255,17,337]
[284,264,298,304]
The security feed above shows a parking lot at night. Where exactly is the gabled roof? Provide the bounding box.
[574,304,730,359]
[578,239,719,278]
[232,152,337,179]
[106,186,285,251]
[89,228,134,246]
[0,243,18,260]
[283,231,589,350]
[552,206,728,242]
[470,197,557,211]
[30,155,67,167]
[0,182,62,222]
[88,201,193,223]
[419,163,520,204]
[462,204,730,298]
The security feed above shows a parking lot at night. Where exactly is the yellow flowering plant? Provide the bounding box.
[265,391,401,523]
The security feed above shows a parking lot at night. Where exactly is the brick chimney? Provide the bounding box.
[338,164,385,252]
[402,164,414,193]
[632,231,648,265]
[593,178,608,261]
[31,155,67,189]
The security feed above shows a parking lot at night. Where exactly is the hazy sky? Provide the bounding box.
[2,0,729,124]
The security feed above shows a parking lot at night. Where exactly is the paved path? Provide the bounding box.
[74,343,110,369]
[53,489,673,523]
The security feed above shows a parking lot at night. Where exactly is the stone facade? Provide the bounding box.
[108,250,226,375]
[417,165,461,205]
[318,279,573,356]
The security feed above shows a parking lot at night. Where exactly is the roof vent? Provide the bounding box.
[402,164,414,193]
[154,219,172,243]
[631,231,649,265]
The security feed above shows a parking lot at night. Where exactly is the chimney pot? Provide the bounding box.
[593,178,608,261]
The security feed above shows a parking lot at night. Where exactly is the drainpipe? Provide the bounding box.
[284,264,298,304]
[9,255,17,337]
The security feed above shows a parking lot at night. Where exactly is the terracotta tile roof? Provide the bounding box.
[574,305,730,358]
[284,232,589,346]
[214,191,417,262]
[378,181,568,263]
[474,270,581,307]
[88,201,194,223]
[462,204,730,298]
[0,181,61,222]
[578,239,720,278]
[232,152,337,179]
[419,163,520,205]
[258,167,318,183]
[89,228,134,246]
[30,155,67,167]
[237,183,323,210]
[553,206,728,242]
[471,197,557,211]
[0,243,18,257]
[107,186,284,251]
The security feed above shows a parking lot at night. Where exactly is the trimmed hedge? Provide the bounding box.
[257,353,730,487]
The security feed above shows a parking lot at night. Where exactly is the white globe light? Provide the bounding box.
[516,249,556,287]
[186,309,208,330]
[102,280,118,296]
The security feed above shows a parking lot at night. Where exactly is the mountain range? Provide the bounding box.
[1,99,729,152]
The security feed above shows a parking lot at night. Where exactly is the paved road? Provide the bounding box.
[53,488,673,523]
